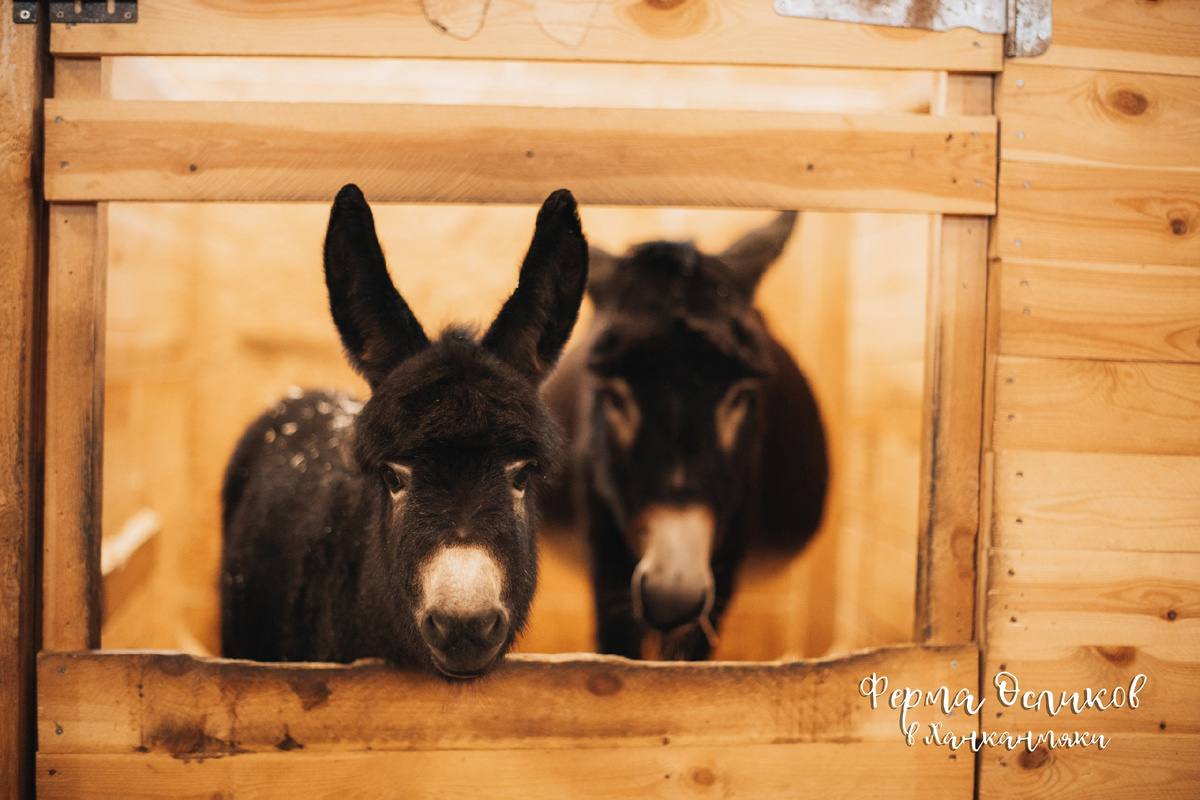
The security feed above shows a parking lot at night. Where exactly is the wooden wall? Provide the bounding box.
[980,1,1200,796]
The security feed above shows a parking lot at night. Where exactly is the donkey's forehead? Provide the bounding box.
[356,344,558,461]
[587,313,768,379]
[600,244,745,314]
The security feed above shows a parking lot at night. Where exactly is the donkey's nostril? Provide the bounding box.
[424,609,450,639]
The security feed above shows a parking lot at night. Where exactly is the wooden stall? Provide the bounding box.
[0,0,1195,798]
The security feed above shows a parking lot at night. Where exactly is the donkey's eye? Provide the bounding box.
[380,463,409,494]
[511,461,537,492]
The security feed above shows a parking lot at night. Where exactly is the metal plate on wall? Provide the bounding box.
[774,0,1050,57]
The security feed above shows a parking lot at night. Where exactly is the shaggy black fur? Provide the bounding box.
[542,212,828,660]
[221,185,587,676]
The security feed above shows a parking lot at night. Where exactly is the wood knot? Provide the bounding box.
[625,0,710,39]
[690,766,717,787]
[586,671,623,696]
[1018,746,1051,771]
[1108,89,1148,116]
[1170,218,1188,236]
[1094,645,1136,666]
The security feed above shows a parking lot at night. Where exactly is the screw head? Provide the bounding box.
[19,8,31,20]
[1016,79,1025,88]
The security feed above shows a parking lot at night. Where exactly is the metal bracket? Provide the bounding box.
[33,1,139,24]
[773,0,1051,57]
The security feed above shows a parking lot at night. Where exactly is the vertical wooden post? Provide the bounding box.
[42,58,108,652]
[914,73,993,644]
[0,6,48,798]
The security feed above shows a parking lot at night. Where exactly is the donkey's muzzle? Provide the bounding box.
[421,607,509,677]
[418,545,509,678]
[639,574,710,631]
[630,505,716,632]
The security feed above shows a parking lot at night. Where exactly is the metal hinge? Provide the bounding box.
[773,0,1051,58]
[15,1,139,24]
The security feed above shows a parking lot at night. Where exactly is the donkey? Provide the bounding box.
[221,184,588,678]
[542,212,827,660]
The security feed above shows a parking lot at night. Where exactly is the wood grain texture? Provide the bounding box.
[48,0,1003,70]
[43,100,997,212]
[37,645,976,755]
[43,204,107,651]
[992,450,1200,553]
[992,356,1200,457]
[982,646,1200,734]
[986,549,1200,650]
[997,258,1200,363]
[38,742,975,800]
[1024,0,1200,77]
[998,65,1200,170]
[0,12,46,800]
[915,214,989,643]
[994,162,1200,266]
[978,734,1200,800]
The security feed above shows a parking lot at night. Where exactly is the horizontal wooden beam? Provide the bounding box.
[997,258,1200,363]
[1017,0,1200,77]
[994,163,1200,267]
[43,100,997,212]
[39,742,976,800]
[987,549,1200,649]
[979,734,1200,800]
[992,356,1200,457]
[982,645,1200,734]
[992,450,1200,553]
[49,0,1003,71]
[998,66,1200,171]
[38,645,975,756]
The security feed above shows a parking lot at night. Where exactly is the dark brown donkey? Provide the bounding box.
[221,185,588,678]
[542,212,827,660]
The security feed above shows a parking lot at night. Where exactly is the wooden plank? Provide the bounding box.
[37,645,976,755]
[979,734,1200,800]
[44,55,108,654]
[914,214,989,643]
[986,549,1200,649]
[994,162,1200,267]
[48,0,1003,71]
[982,646,1200,734]
[1025,0,1200,77]
[43,204,107,652]
[997,258,1200,363]
[39,742,975,800]
[108,57,937,115]
[998,65,1200,170]
[992,356,1200,457]
[43,100,997,212]
[992,451,1200,553]
[0,10,47,800]
[914,72,992,646]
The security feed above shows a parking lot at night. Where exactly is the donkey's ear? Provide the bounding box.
[324,184,430,389]
[584,244,619,308]
[718,211,798,294]
[483,189,588,384]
